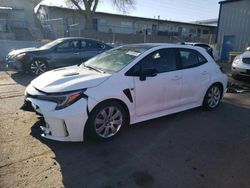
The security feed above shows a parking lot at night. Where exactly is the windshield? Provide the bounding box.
[82,46,148,73]
[39,39,64,50]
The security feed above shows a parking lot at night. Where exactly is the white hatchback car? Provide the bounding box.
[22,44,228,142]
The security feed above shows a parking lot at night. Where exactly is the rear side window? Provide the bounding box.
[56,40,80,51]
[179,49,207,69]
[140,48,178,73]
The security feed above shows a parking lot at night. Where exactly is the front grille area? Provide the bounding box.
[240,69,250,75]
[242,58,250,64]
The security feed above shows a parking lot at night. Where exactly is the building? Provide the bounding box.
[191,19,218,27]
[36,5,216,44]
[216,0,250,61]
[0,0,43,40]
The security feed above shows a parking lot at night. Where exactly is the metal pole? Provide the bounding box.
[61,18,64,38]
[112,31,115,44]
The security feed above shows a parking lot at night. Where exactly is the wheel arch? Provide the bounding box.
[203,81,224,103]
[210,82,224,96]
[88,98,130,124]
[84,98,131,140]
[28,58,49,74]
[31,58,49,67]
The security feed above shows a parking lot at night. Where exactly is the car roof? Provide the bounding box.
[120,43,205,50]
[184,42,210,46]
[55,37,112,47]
[57,37,107,43]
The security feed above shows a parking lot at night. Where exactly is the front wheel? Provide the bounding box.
[85,101,127,141]
[203,84,222,111]
[29,59,48,76]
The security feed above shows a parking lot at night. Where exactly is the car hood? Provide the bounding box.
[8,47,43,57]
[241,51,250,58]
[31,65,111,93]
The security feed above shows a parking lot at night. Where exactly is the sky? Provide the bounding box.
[41,0,221,22]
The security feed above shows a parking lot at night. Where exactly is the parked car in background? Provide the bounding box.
[6,37,112,75]
[181,42,214,58]
[231,47,250,78]
[22,43,227,142]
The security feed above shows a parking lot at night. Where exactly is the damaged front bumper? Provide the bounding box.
[22,97,89,142]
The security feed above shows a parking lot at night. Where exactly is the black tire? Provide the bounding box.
[29,59,48,76]
[85,100,128,141]
[203,84,222,111]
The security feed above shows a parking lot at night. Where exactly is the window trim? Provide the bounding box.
[177,48,208,69]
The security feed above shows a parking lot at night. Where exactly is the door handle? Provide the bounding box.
[171,75,182,80]
[201,71,208,75]
[74,52,79,55]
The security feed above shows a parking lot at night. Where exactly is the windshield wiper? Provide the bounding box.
[83,64,105,73]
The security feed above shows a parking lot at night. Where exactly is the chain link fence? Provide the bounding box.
[0,17,216,46]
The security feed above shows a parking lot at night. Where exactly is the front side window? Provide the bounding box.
[140,48,178,73]
[179,49,207,69]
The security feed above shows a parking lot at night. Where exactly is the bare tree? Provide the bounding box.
[67,0,135,30]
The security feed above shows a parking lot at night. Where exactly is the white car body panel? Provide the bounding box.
[27,97,89,142]
[31,65,111,93]
[181,62,211,105]
[24,44,228,142]
[134,70,182,116]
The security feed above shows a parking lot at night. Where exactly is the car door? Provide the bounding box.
[79,40,105,63]
[133,48,182,116]
[50,40,82,67]
[178,48,211,105]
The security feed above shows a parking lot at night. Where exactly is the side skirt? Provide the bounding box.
[130,102,201,125]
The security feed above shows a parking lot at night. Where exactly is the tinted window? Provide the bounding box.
[179,49,207,68]
[140,48,177,73]
[81,40,87,48]
[85,40,104,50]
[56,40,80,51]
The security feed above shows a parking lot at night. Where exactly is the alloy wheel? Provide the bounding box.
[207,86,221,108]
[30,60,47,75]
[94,106,123,138]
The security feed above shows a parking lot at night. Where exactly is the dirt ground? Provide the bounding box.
[0,62,250,188]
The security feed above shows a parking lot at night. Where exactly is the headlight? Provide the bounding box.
[233,58,241,65]
[15,53,26,60]
[36,89,87,110]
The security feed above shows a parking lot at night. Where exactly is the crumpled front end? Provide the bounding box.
[22,84,89,142]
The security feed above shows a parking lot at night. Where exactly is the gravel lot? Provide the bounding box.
[0,62,250,188]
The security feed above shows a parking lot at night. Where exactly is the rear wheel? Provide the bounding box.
[85,101,127,141]
[30,59,48,75]
[203,84,222,110]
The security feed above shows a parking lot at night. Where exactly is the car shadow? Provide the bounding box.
[232,76,250,83]
[10,72,35,86]
[30,101,250,188]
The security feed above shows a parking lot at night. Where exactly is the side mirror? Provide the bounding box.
[246,47,250,51]
[139,68,157,81]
